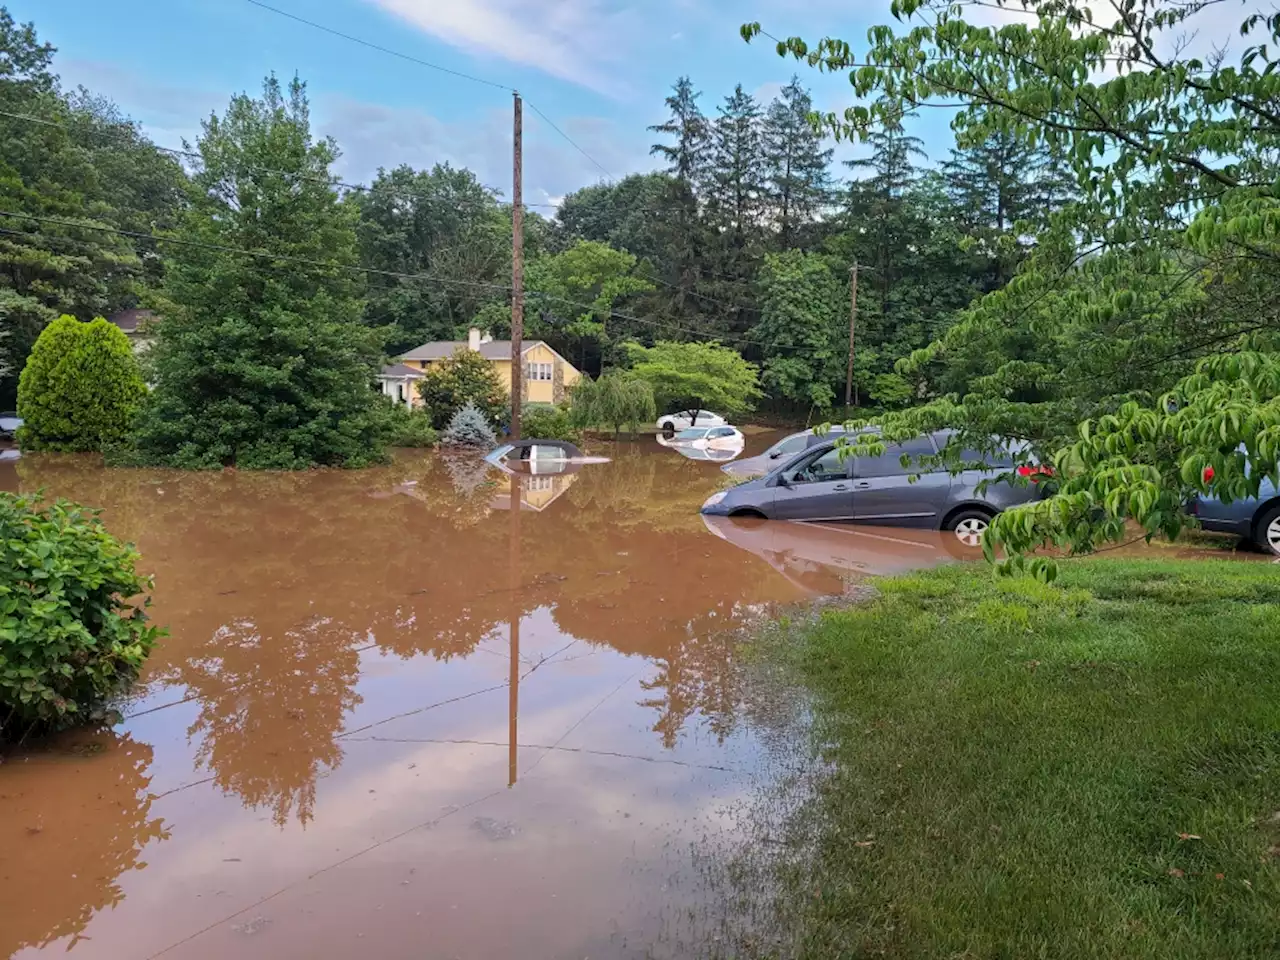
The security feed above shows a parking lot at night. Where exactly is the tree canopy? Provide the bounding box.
[627,340,762,417]
[128,76,387,469]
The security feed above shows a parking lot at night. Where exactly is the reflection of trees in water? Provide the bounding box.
[180,617,363,826]
[0,735,166,956]
[14,449,794,765]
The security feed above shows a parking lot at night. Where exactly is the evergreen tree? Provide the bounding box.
[762,77,834,247]
[131,76,386,470]
[846,100,927,201]
[16,315,145,452]
[441,402,497,448]
[648,77,709,185]
[943,129,1078,285]
[704,84,766,243]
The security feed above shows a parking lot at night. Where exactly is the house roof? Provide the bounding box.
[108,309,157,334]
[399,340,546,362]
[379,363,426,380]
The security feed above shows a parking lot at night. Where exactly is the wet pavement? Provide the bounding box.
[0,435,977,960]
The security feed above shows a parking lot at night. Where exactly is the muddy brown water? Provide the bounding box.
[0,436,978,960]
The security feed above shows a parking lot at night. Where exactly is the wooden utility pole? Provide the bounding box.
[510,91,525,441]
[845,260,859,408]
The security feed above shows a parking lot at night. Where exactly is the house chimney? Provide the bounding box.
[468,327,482,352]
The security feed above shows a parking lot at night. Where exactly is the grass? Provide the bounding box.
[738,559,1280,959]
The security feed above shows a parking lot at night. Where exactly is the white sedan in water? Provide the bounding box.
[657,409,727,436]
[662,425,745,451]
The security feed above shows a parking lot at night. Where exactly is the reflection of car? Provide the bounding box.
[724,426,848,477]
[701,431,1043,545]
[703,514,978,593]
[671,443,742,463]
[667,425,744,449]
[1192,476,1280,557]
[0,413,21,440]
[657,410,726,436]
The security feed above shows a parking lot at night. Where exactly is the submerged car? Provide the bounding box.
[657,410,727,436]
[723,426,849,477]
[1191,476,1280,557]
[700,431,1044,544]
[484,440,597,475]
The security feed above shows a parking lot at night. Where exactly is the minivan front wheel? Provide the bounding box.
[946,509,993,548]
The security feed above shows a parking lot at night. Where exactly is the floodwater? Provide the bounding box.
[0,436,975,960]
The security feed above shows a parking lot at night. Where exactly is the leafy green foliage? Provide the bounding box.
[520,404,581,442]
[568,372,657,438]
[0,492,162,741]
[16,315,145,452]
[417,347,506,429]
[626,340,762,418]
[526,240,655,371]
[128,76,387,470]
[0,10,179,407]
[754,250,845,411]
[441,402,497,448]
[746,0,1280,562]
[383,403,437,448]
[354,164,516,355]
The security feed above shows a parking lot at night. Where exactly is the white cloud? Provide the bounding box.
[364,0,642,95]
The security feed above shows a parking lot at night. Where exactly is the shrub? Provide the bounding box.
[441,402,498,448]
[520,403,581,442]
[569,372,656,437]
[16,316,146,452]
[384,403,438,448]
[418,348,506,429]
[0,493,162,742]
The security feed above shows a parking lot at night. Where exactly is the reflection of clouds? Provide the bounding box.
[0,734,167,957]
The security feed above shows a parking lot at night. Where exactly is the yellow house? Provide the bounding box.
[379,328,583,408]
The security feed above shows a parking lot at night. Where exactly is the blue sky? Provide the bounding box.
[17,0,962,206]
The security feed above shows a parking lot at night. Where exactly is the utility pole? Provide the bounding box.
[846,260,859,408]
[510,91,525,441]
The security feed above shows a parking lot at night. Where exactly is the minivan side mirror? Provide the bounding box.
[774,473,790,488]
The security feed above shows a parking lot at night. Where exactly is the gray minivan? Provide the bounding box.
[700,431,1044,544]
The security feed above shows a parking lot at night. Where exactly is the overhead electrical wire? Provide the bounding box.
[0,208,801,352]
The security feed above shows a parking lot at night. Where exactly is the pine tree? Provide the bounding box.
[131,76,386,470]
[762,77,834,246]
[704,84,766,242]
[648,77,709,185]
[846,100,927,201]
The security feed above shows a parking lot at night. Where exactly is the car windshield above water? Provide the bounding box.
[674,427,713,441]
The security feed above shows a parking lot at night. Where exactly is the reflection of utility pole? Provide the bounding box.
[846,260,859,409]
[510,91,525,442]
[507,475,522,787]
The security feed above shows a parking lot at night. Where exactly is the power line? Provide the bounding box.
[524,99,615,181]
[241,0,513,92]
[240,0,620,187]
[0,208,805,354]
[0,108,562,211]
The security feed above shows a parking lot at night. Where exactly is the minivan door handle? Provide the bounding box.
[833,483,849,491]
[854,481,871,490]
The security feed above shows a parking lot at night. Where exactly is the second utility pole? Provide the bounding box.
[845,260,859,408]
[510,91,525,441]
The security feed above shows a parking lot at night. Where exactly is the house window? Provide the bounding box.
[525,362,553,381]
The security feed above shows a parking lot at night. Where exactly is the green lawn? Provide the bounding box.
[746,559,1280,959]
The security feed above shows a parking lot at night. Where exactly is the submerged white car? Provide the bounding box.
[657,410,727,436]
[663,425,745,451]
